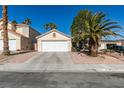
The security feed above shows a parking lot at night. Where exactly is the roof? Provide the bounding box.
[36,29,71,39]
[16,24,29,27]
[101,40,117,42]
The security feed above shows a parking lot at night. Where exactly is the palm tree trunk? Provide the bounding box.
[2,5,10,55]
[89,38,98,57]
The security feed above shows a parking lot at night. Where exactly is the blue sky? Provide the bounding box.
[0,5,124,37]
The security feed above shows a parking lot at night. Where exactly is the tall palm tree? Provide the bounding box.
[44,23,57,30]
[2,5,10,55]
[71,10,123,57]
[22,18,32,25]
[11,20,17,32]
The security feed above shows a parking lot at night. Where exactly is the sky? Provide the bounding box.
[0,5,124,37]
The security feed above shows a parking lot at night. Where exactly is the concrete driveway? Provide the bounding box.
[0,52,75,72]
[1,52,124,72]
[31,52,73,64]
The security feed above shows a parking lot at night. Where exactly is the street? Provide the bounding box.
[0,72,124,88]
[0,52,124,87]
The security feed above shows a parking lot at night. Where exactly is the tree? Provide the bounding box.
[22,18,32,25]
[44,23,57,30]
[11,20,17,32]
[2,5,10,55]
[71,10,123,57]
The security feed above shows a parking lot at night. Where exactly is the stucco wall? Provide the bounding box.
[99,41,122,50]
[0,30,21,50]
[39,31,71,41]
[29,27,40,42]
[99,42,107,50]
[0,21,40,51]
[16,26,29,37]
[19,27,40,50]
[0,21,14,30]
[21,37,32,50]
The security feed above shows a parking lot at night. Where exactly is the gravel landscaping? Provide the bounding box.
[71,52,124,64]
[0,52,38,64]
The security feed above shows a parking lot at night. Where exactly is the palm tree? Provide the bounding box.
[22,18,32,25]
[11,20,17,32]
[44,23,57,30]
[71,10,123,57]
[2,5,10,55]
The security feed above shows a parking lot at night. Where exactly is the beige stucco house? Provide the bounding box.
[99,40,122,50]
[0,19,40,51]
[36,29,72,52]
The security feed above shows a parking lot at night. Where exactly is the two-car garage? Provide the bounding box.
[36,29,72,52]
[41,41,68,52]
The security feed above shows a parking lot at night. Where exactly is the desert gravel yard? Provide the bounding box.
[0,55,15,64]
[0,52,38,64]
[71,52,124,64]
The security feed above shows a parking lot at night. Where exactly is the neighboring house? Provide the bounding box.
[99,40,122,50]
[0,19,40,51]
[36,29,72,52]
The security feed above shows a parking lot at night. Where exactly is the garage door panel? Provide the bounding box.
[0,39,16,50]
[42,41,68,52]
[9,40,16,50]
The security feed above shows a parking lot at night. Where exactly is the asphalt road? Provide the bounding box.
[1,52,124,88]
[0,72,124,88]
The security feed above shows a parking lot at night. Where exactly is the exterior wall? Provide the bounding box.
[0,21,12,30]
[37,31,72,52]
[121,41,124,46]
[0,30,21,50]
[0,21,2,26]
[99,41,122,50]
[37,39,41,51]
[16,25,29,37]
[99,42,107,50]
[18,27,40,50]
[16,26,40,50]
[21,37,32,50]
[117,41,122,46]
[68,40,72,51]
[29,27,40,48]
[39,31,71,41]
[0,20,40,51]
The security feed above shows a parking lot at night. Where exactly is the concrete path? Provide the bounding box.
[0,52,124,72]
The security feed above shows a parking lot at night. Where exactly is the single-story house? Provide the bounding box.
[99,40,122,50]
[0,19,40,51]
[36,29,72,52]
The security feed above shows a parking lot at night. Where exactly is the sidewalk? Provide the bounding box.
[0,62,124,73]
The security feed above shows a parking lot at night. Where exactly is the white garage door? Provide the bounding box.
[0,39,16,50]
[41,41,68,52]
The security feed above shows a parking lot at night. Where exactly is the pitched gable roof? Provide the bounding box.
[36,29,71,39]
